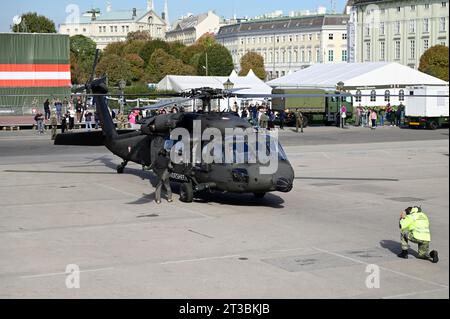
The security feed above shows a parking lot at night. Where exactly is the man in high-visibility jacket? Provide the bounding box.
[398,207,439,263]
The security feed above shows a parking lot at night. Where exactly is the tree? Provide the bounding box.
[145,49,196,83]
[103,41,126,57]
[127,30,151,42]
[12,12,56,33]
[181,43,205,69]
[197,44,234,76]
[419,45,449,81]
[123,40,147,56]
[70,35,97,84]
[96,54,131,85]
[139,39,170,66]
[124,54,145,82]
[239,52,266,80]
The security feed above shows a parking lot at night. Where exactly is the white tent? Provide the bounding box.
[268,62,448,90]
[157,70,272,95]
[267,62,448,107]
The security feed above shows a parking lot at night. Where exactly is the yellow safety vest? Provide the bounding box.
[400,211,431,242]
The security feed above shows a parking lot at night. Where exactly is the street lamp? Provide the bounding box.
[223,79,234,112]
[118,79,126,114]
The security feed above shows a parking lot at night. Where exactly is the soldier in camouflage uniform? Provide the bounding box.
[295,109,304,133]
[50,112,58,140]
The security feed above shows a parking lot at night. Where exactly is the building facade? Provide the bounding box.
[348,0,449,69]
[59,0,168,50]
[216,14,350,80]
[165,11,221,45]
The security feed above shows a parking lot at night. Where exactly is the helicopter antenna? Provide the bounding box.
[83,49,100,110]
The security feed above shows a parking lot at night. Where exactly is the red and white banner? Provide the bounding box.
[0,64,71,87]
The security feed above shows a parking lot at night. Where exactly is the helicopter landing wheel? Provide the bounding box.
[180,182,194,203]
[254,192,266,199]
[116,161,128,174]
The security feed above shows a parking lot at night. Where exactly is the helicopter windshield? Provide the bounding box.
[222,135,288,164]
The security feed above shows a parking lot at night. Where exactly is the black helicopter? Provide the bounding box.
[55,53,295,203]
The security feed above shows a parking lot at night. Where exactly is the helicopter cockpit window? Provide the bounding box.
[164,140,174,152]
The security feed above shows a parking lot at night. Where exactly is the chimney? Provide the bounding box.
[132,8,137,19]
[162,12,166,20]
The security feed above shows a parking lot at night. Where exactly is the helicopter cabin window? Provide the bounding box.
[355,90,362,102]
[384,90,391,102]
[370,90,377,102]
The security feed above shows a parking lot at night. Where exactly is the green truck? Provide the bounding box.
[0,33,71,116]
[271,89,353,126]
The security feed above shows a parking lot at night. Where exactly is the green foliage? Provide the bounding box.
[69,35,97,84]
[139,39,170,66]
[145,49,196,83]
[239,52,266,80]
[124,54,145,82]
[96,54,131,85]
[197,44,234,76]
[168,42,187,60]
[419,45,449,81]
[12,12,56,33]
[123,40,146,56]
[126,30,152,42]
[103,41,126,57]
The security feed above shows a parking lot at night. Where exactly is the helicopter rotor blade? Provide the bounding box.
[133,97,194,111]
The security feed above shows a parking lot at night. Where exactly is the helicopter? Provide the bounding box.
[55,52,295,203]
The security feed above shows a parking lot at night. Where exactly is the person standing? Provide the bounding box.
[340,105,347,129]
[50,112,58,140]
[398,206,439,263]
[370,109,378,130]
[84,110,93,131]
[279,110,286,130]
[55,99,63,123]
[152,149,173,204]
[75,97,83,123]
[355,105,362,127]
[61,113,67,134]
[35,110,45,134]
[379,107,385,127]
[44,99,51,121]
[295,109,304,133]
[68,108,75,131]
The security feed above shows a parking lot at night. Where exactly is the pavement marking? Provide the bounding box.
[188,229,214,239]
[95,183,147,199]
[160,255,240,265]
[313,247,448,289]
[20,267,115,279]
[382,287,449,299]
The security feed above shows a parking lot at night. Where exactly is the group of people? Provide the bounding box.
[355,103,405,128]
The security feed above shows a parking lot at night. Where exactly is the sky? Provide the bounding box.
[1,0,347,32]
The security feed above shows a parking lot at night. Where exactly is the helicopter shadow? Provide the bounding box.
[91,156,285,208]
